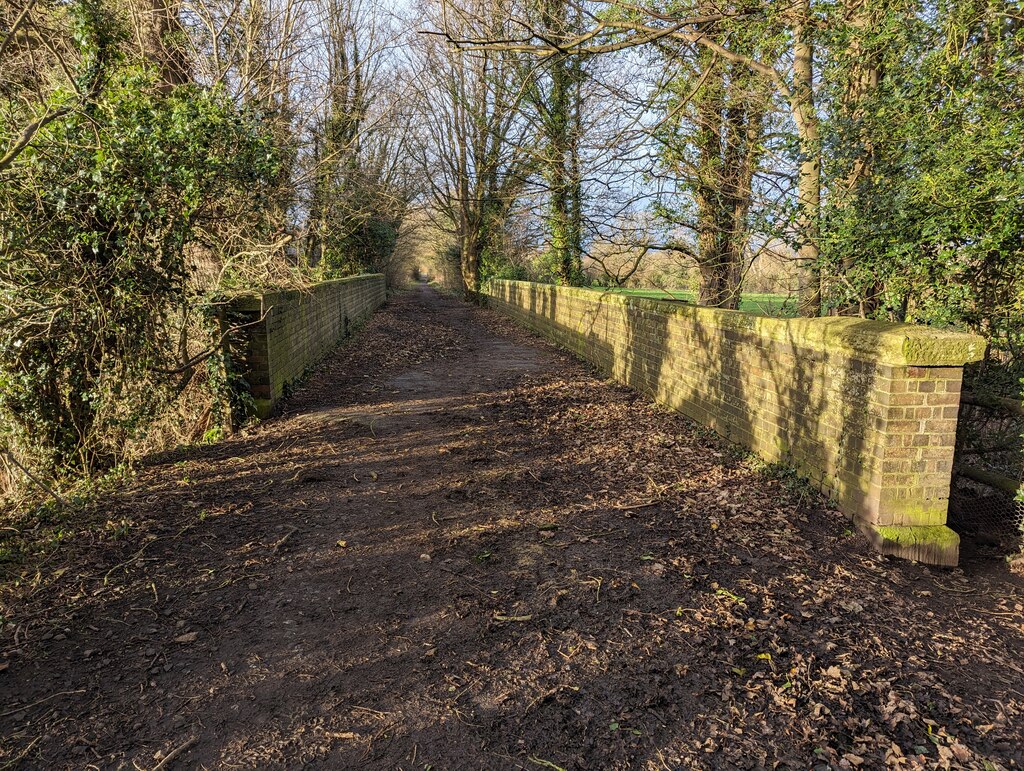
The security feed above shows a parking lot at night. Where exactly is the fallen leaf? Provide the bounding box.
[839,599,864,614]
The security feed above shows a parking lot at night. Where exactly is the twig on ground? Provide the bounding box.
[0,734,41,770]
[612,500,660,511]
[0,689,86,718]
[151,735,198,770]
[271,526,299,553]
[3,451,67,507]
[100,523,195,584]
[526,469,550,486]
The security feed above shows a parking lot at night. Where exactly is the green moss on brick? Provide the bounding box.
[226,275,385,419]
[861,523,960,567]
[486,279,976,567]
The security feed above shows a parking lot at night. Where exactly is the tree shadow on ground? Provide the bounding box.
[0,286,1020,770]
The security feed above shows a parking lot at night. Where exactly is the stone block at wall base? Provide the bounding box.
[252,398,274,420]
[857,521,960,567]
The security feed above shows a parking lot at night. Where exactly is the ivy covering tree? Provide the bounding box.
[527,0,588,286]
[0,0,280,478]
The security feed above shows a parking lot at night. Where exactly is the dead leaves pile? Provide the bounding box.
[475,365,1024,767]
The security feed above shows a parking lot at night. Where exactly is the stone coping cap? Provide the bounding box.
[488,280,986,367]
[227,274,385,313]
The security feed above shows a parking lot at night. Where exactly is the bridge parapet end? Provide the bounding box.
[485,279,984,566]
[223,275,386,418]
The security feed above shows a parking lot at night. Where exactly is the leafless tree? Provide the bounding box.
[407,0,536,298]
[435,0,825,314]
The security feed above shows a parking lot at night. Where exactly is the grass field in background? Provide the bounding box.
[596,287,796,317]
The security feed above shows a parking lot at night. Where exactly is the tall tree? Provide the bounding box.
[821,0,888,316]
[651,20,776,308]
[307,0,367,266]
[526,0,586,284]
[412,0,534,298]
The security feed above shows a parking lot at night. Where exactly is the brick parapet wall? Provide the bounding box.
[485,280,985,566]
[227,275,386,418]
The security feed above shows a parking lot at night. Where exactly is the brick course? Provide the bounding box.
[485,280,985,566]
[227,275,386,418]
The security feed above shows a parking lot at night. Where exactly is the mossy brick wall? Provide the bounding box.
[485,280,985,566]
[228,275,386,418]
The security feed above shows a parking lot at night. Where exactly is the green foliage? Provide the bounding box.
[318,214,401,278]
[481,248,529,282]
[820,0,1024,345]
[0,5,279,479]
[816,0,1023,505]
[529,248,572,284]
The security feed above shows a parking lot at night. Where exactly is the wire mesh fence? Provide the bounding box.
[949,475,1023,551]
[950,374,1023,553]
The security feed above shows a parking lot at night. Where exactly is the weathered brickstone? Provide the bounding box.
[485,280,985,566]
[226,275,386,418]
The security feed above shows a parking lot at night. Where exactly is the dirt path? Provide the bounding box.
[2,285,1023,769]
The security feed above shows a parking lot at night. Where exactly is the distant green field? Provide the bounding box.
[596,287,796,317]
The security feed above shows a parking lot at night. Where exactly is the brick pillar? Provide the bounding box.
[853,365,965,566]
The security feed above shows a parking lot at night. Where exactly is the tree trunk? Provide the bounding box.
[548,51,577,285]
[688,51,761,311]
[537,0,584,286]
[136,0,189,90]
[697,257,741,308]
[792,0,821,317]
[837,3,883,316]
[460,225,482,301]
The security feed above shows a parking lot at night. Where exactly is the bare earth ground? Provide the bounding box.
[2,285,1023,770]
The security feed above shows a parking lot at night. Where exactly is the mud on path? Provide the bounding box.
[2,285,1023,769]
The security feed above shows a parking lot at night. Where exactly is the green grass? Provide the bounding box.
[594,287,796,317]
